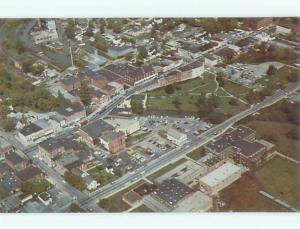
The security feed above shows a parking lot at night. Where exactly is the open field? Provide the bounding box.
[146,73,248,118]
[244,120,300,160]
[147,158,187,182]
[98,180,145,212]
[256,156,300,209]
[87,165,117,187]
[186,146,205,161]
[219,172,289,212]
[257,65,300,90]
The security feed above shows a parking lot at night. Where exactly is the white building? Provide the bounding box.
[276,25,292,36]
[199,162,242,195]
[105,118,140,137]
[167,128,187,145]
[83,175,98,191]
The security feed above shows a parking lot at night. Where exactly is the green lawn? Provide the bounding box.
[186,146,205,161]
[256,156,300,209]
[147,73,248,117]
[223,79,251,100]
[257,65,300,90]
[87,165,116,187]
[147,158,187,182]
[21,179,53,195]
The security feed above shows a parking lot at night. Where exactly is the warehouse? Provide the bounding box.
[104,118,141,136]
[199,162,242,195]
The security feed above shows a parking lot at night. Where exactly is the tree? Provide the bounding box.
[172,98,182,110]
[64,171,86,191]
[287,72,299,82]
[164,84,175,94]
[137,46,148,60]
[79,79,91,106]
[16,42,26,54]
[286,128,300,140]
[229,98,238,106]
[216,72,226,87]
[65,23,75,39]
[266,65,277,76]
[209,111,226,124]
[130,99,144,115]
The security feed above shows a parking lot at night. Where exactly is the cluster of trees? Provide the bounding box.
[106,19,128,33]
[236,43,298,65]
[216,72,226,88]
[64,171,86,191]
[130,99,144,115]
[136,46,148,62]
[164,84,175,94]
[21,59,44,75]
[0,103,15,131]
[246,87,273,104]
[266,64,277,76]
[65,19,76,39]
[79,79,91,107]
[21,179,53,196]
[93,35,110,52]
[0,67,68,112]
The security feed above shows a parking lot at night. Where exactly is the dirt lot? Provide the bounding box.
[219,172,289,212]
[130,204,153,212]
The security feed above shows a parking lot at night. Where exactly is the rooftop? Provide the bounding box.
[80,119,114,139]
[19,123,42,136]
[199,162,241,187]
[39,137,63,152]
[5,152,26,165]
[16,166,42,182]
[56,102,85,117]
[153,179,193,206]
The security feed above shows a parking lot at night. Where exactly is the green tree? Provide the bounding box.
[79,79,91,106]
[130,99,144,115]
[137,46,148,60]
[164,84,175,94]
[64,171,86,191]
[266,64,277,76]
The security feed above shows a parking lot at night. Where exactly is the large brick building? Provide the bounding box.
[204,125,267,168]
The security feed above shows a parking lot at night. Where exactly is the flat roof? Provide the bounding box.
[80,119,114,139]
[56,102,84,117]
[153,179,193,206]
[199,162,241,187]
[19,123,42,136]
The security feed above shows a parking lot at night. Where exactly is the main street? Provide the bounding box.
[78,81,300,209]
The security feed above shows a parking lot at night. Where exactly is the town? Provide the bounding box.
[0,17,299,213]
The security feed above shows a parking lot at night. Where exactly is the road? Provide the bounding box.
[77,81,300,208]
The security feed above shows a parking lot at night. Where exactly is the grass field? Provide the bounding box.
[87,165,116,187]
[147,158,187,182]
[147,73,248,117]
[98,180,145,212]
[243,120,300,160]
[257,65,300,90]
[186,146,205,161]
[219,172,289,212]
[256,156,300,209]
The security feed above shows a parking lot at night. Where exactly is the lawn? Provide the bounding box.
[87,165,116,187]
[98,180,145,212]
[256,156,300,209]
[186,146,205,161]
[257,65,300,90]
[243,120,300,160]
[147,158,187,182]
[21,179,53,196]
[147,73,248,117]
[219,172,289,212]
[222,79,251,101]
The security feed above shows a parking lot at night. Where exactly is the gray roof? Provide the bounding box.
[39,137,63,152]
[0,137,12,150]
[153,179,193,206]
[178,60,203,72]
[5,152,26,165]
[167,128,186,140]
[0,161,9,175]
[16,166,42,182]
[0,172,21,195]
[80,119,114,139]
[56,102,85,117]
[101,131,124,142]
[60,76,79,86]
[19,123,42,136]
[232,140,265,157]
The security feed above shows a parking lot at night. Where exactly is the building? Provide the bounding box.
[100,131,126,153]
[107,45,136,58]
[178,42,218,59]
[152,179,193,208]
[0,172,21,196]
[55,102,86,124]
[0,137,14,159]
[5,151,27,172]
[172,191,212,212]
[38,137,65,167]
[82,175,98,191]
[199,162,242,195]
[204,125,267,168]
[167,128,187,145]
[243,18,273,30]
[204,54,219,66]
[123,94,148,109]
[60,76,81,92]
[38,192,52,206]
[158,60,204,87]
[105,118,141,136]
[16,165,43,182]
[79,119,114,146]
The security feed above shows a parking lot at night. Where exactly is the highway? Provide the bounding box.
[77,81,300,208]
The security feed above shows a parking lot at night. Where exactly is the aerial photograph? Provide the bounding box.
[0,17,299,213]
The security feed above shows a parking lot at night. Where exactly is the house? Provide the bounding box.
[38,192,52,206]
[79,119,114,146]
[167,128,187,145]
[82,175,98,191]
[55,102,86,124]
[243,18,273,30]
[204,54,219,66]
[5,151,28,172]
[38,137,65,167]
[100,131,126,153]
[60,76,81,92]
[16,165,43,182]
[199,162,242,195]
